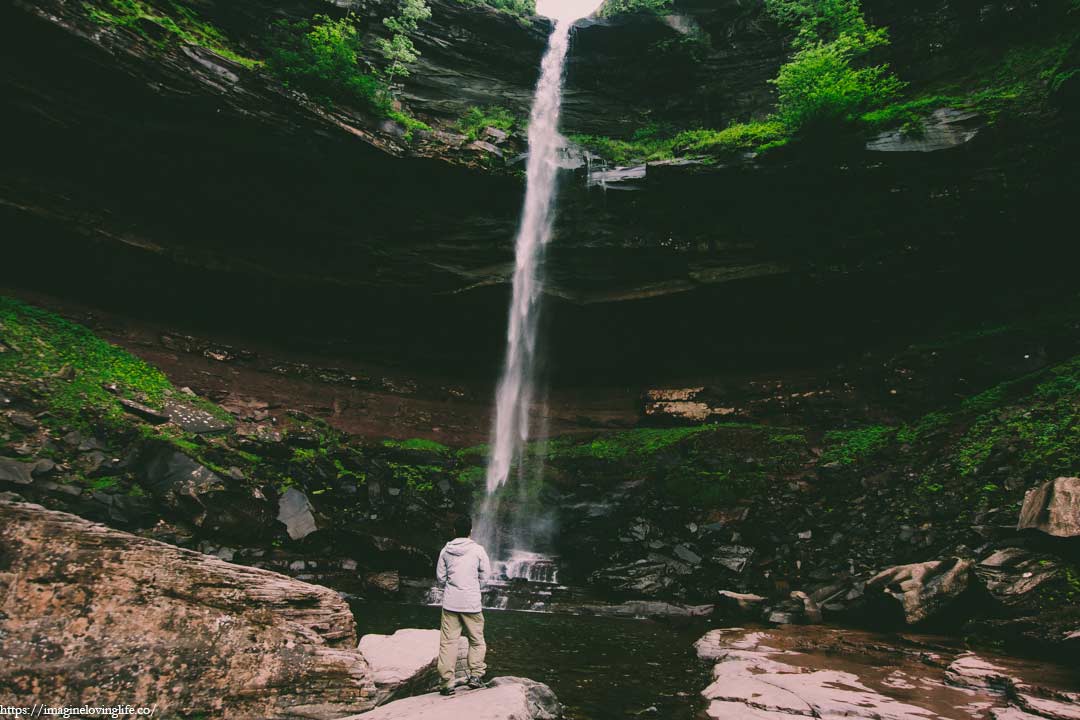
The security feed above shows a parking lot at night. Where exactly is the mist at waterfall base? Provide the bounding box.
[472,1,601,575]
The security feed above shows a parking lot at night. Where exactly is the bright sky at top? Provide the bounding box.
[535,0,605,21]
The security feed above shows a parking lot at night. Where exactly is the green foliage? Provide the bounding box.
[378,0,431,85]
[454,465,485,486]
[599,0,672,17]
[82,0,258,67]
[458,106,518,141]
[456,0,537,20]
[675,121,789,154]
[952,357,1080,478]
[267,14,388,111]
[0,296,173,427]
[388,462,442,493]
[546,425,717,461]
[771,26,904,130]
[765,0,875,48]
[896,411,950,445]
[821,425,895,465]
[382,437,451,453]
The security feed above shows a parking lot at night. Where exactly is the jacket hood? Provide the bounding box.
[444,537,477,556]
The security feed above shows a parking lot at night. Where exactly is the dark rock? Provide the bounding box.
[364,570,401,595]
[713,544,755,573]
[138,445,273,538]
[715,590,767,618]
[118,398,170,424]
[673,544,702,565]
[466,139,503,157]
[7,412,37,431]
[865,558,975,625]
[31,458,56,476]
[1017,477,1080,538]
[790,590,823,624]
[865,108,982,152]
[0,457,35,485]
[975,547,1072,610]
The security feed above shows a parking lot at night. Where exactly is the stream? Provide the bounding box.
[350,600,712,720]
[350,601,1080,720]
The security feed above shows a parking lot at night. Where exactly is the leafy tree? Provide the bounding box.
[267,14,387,110]
[766,0,904,131]
[378,0,431,88]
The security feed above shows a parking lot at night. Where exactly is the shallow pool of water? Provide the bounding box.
[351,601,712,720]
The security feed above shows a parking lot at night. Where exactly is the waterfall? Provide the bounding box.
[474,0,600,560]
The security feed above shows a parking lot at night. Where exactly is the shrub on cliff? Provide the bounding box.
[267,14,388,111]
[599,0,672,17]
[767,0,905,131]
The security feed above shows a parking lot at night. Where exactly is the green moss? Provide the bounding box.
[896,411,951,445]
[821,425,896,466]
[82,0,259,68]
[455,0,536,20]
[382,438,451,454]
[454,465,485,486]
[952,357,1080,477]
[388,462,443,493]
[546,425,717,461]
[0,296,174,429]
[388,109,432,141]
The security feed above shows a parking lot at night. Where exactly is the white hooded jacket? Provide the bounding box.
[436,537,491,613]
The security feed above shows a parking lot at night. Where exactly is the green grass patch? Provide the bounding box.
[458,105,518,141]
[0,296,174,428]
[546,425,717,461]
[383,438,451,454]
[82,0,259,68]
[821,425,896,466]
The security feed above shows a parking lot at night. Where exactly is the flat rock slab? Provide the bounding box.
[359,628,467,705]
[696,627,1080,720]
[340,676,561,720]
[0,456,35,485]
[163,399,232,433]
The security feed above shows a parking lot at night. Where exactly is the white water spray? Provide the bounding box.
[485,2,596,494]
[474,0,600,562]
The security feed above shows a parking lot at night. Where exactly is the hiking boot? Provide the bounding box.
[467,675,486,689]
[440,685,455,697]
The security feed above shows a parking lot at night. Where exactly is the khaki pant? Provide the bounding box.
[437,609,486,686]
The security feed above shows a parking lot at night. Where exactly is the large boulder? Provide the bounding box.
[1017,477,1080,538]
[340,676,561,720]
[0,500,376,719]
[865,557,975,625]
[359,628,467,705]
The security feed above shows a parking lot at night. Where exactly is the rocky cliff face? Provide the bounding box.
[2,0,1076,382]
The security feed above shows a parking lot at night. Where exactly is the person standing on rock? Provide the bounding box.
[436,515,491,695]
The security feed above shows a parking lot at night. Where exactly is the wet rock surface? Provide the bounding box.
[694,626,1080,720]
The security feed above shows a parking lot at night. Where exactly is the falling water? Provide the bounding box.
[474,0,600,559]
